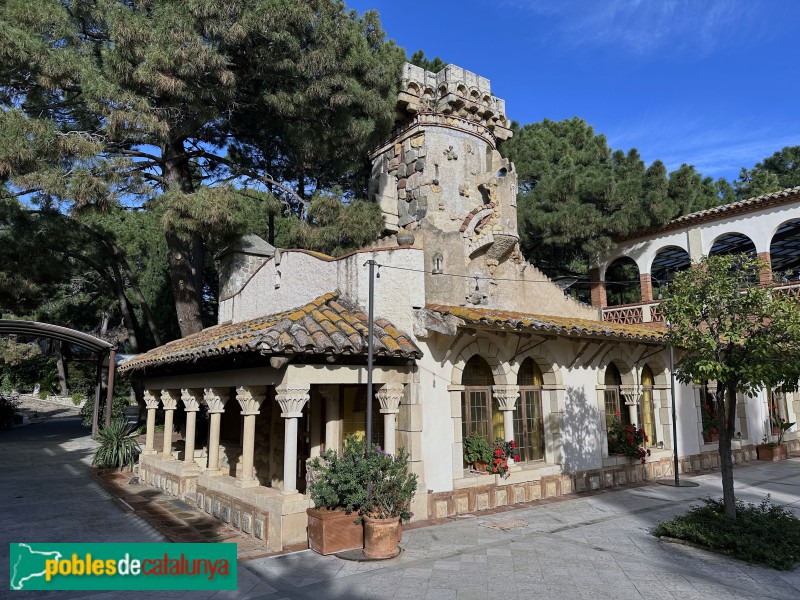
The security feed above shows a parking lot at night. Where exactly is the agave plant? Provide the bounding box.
[93,419,141,469]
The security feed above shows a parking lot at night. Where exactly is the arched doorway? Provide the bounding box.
[516,358,545,462]
[605,257,641,306]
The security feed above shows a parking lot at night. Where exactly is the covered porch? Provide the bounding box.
[121,293,422,551]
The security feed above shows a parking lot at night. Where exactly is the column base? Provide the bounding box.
[281,488,299,496]
[142,449,158,456]
[204,469,224,477]
[235,478,260,488]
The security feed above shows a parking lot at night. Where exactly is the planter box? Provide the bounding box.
[307,508,363,555]
[756,444,788,461]
[703,433,719,443]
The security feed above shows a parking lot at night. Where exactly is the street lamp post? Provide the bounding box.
[658,320,698,488]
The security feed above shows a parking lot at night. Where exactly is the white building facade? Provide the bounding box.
[121,65,796,552]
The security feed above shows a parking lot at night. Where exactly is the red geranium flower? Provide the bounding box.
[510,440,516,448]
[641,458,646,464]
[711,428,717,434]
[494,448,502,457]
[514,455,520,462]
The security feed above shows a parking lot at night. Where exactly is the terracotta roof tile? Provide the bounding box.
[425,304,666,342]
[617,186,800,241]
[120,292,422,373]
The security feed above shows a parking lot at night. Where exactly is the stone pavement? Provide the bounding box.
[3,417,800,599]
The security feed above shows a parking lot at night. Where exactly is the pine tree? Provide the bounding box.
[0,0,403,337]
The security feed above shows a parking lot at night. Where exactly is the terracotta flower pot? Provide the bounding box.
[473,460,489,472]
[703,433,719,443]
[363,515,401,559]
[307,508,363,555]
[757,444,788,461]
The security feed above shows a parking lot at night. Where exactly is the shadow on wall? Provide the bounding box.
[560,386,602,474]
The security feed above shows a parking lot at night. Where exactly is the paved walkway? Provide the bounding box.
[3,417,800,599]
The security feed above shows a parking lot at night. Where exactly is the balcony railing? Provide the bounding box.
[602,280,800,324]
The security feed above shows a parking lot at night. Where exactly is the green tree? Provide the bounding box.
[501,118,727,279]
[0,0,403,337]
[734,146,800,200]
[662,254,800,518]
[409,50,447,73]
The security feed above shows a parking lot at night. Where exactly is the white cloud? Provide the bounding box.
[504,0,762,55]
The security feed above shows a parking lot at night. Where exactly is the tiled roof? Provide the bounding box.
[425,304,666,342]
[618,186,800,241]
[120,292,422,373]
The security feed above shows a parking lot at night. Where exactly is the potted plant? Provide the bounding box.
[489,437,518,479]
[361,445,418,559]
[463,432,492,472]
[701,402,719,443]
[92,419,141,470]
[607,417,651,464]
[757,416,794,461]
[306,436,368,555]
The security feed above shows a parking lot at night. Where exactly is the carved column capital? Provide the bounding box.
[377,383,405,414]
[620,385,642,406]
[144,390,161,410]
[493,385,520,411]
[275,385,310,418]
[203,387,230,413]
[160,389,180,411]
[236,385,267,415]
[180,388,203,412]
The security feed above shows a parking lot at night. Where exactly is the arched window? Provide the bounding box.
[516,358,545,462]
[461,356,500,443]
[651,246,691,300]
[604,363,629,428]
[640,365,657,446]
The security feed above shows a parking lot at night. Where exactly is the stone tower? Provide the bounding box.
[370,63,596,318]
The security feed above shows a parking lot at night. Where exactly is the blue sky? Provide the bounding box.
[348,0,799,182]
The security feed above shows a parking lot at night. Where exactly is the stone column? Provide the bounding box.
[621,386,642,427]
[143,390,160,455]
[321,386,340,454]
[203,387,229,475]
[376,383,405,456]
[236,385,266,487]
[757,251,773,285]
[588,267,607,308]
[275,385,310,494]
[640,273,653,303]
[160,390,179,460]
[494,385,520,464]
[181,388,202,465]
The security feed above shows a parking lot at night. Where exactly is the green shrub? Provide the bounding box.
[80,394,130,429]
[0,394,22,428]
[71,393,84,405]
[92,419,141,469]
[307,435,371,513]
[653,496,800,570]
[307,435,418,522]
[463,432,492,465]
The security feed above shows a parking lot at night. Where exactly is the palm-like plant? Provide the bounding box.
[93,419,141,469]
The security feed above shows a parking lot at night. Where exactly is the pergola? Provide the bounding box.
[0,320,117,436]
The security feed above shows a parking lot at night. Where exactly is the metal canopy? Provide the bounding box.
[709,232,756,256]
[0,320,113,353]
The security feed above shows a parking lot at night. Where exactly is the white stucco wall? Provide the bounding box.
[600,198,800,275]
[218,247,425,335]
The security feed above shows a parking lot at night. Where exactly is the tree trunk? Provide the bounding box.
[56,341,69,396]
[109,261,142,353]
[163,139,205,337]
[718,380,739,518]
